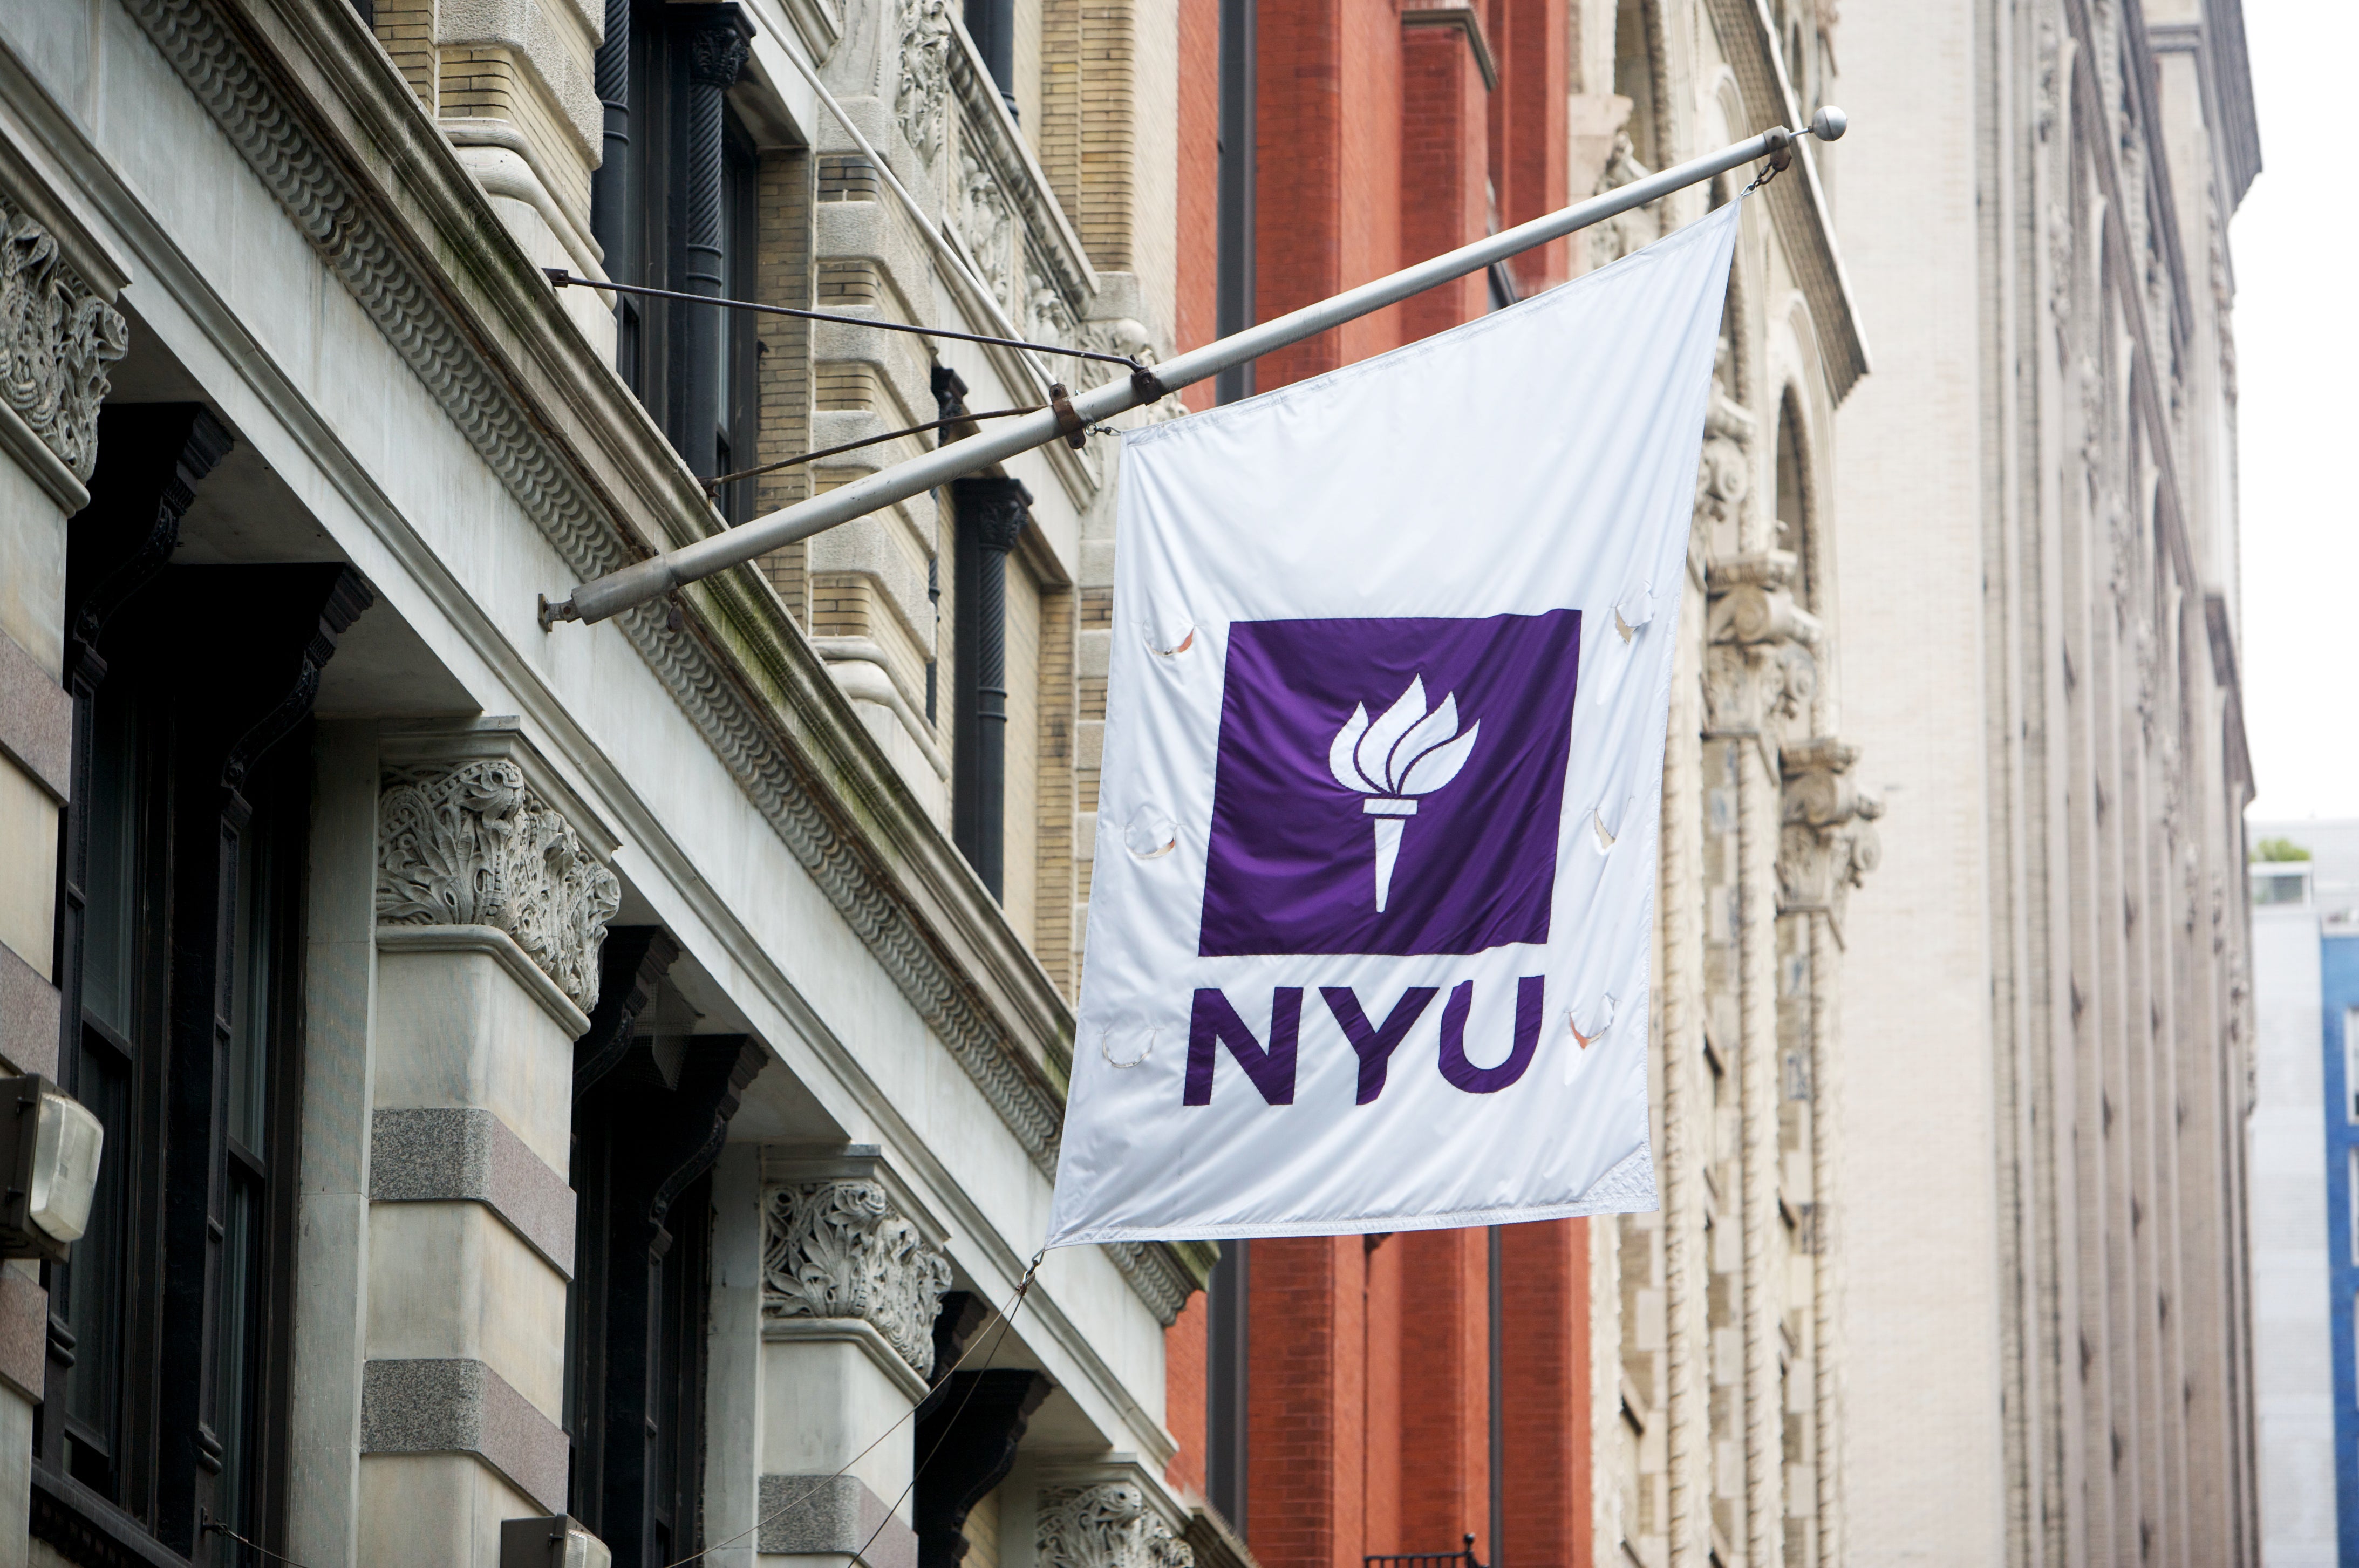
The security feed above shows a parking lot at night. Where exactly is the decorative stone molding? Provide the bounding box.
[957,145,1018,303]
[762,1177,952,1375]
[896,0,954,164]
[1702,555,1821,748]
[375,727,621,1013]
[1775,738,1882,931]
[0,189,128,484]
[1692,368,1755,567]
[118,0,1205,1326]
[1037,1483,1195,1568]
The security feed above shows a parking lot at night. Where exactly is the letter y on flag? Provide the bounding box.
[1048,201,1746,1245]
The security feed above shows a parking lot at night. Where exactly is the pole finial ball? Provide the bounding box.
[1810,105,1849,141]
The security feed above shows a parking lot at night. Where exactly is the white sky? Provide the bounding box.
[2233,0,2359,822]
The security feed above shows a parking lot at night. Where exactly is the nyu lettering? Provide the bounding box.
[1184,978,1545,1106]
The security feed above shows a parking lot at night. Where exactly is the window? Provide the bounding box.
[37,407,342,1567]
[2252,868,2309,906]
[1614,0,1659,168]
[563,935,762,1565]
[2346,1008,2359,1125]
[603,0,761,496]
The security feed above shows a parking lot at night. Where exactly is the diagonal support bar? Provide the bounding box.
[547,109,1847,628]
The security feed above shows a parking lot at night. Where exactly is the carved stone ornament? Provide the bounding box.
[1693,379,1755,565]
[762,1180,953,1375]
[958,146,1017,304]
[376,760,623,1011]
[0,190,128,482]
[1775,738,1883,926]
[1702,556,1822,746]
[1036,1484,1194,1568]
[895,0,954,164]
[687,17,752,91]
[113,0,1196,1328]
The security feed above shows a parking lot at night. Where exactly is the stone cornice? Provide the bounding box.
[1699,0,1870,401]
[114,0,1201,1321]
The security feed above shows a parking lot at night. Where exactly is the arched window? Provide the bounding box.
[1775,390,1815,610]
[1615,0,1659,168]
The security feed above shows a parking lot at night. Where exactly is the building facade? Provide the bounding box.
[0,1,1238,1566]
[1833,0,2262,1563]
[1170,8,1877,1568]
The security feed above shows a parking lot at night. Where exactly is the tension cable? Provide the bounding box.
[543,271,1146,374]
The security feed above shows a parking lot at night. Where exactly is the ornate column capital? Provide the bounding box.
[1702,554,1823,749]
[1035,1479,1195,1568]
[683,4,752,87]
[953,475,1034,554]
[374,721,622,1012]
[1692,386,1757,567]
[761,1150,953,1377]
[0,188,129,492]
[1775,737,1884,929]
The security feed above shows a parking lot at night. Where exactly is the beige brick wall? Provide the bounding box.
[756,147,815,622]
[437,45,591,214]
[1033,582,1076,998]
[374,0,437,111]
[1037,0,1136,268]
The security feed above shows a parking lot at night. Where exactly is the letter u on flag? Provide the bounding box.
[1047,200,1745,1245]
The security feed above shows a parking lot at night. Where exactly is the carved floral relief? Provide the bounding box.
[0,192,128,483]
[762,1179,953,1374]
[376,759,622,1010]
[1036,1483,1194,1568]
[896,0,953,165]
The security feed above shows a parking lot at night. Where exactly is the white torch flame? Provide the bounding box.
[1327,676,1480,911]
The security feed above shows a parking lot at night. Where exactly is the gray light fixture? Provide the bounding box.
[0,1076,103,1264]
[499,1516,610,1568]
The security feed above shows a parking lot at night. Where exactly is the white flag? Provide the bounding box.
[1048,200,1744,1245]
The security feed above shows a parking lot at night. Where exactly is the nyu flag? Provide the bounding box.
[1048,201,1744,1245]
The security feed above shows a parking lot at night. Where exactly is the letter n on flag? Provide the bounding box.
[1047,201,1745,1245]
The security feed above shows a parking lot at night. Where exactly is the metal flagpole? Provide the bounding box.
[545,108,1847,628]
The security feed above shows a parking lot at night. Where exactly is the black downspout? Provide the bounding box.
[678,6,750,480]
[591,0,631,270]
[1487,1225,1504,1568]
[1205,1239,1250,1532]
[965,0,1019,121]
[1215,0,1256,405]
[950,476,1031,899]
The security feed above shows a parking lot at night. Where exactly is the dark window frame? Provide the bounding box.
[38,414,355,1568]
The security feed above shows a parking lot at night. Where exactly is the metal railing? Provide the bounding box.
[1366,1535,1486,1568]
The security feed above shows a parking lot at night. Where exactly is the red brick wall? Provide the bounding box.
[1248,1237,1368,1568]
[1176,0,1221,412]
[1252,1,1403,390]
[1167,1289,1211,1496]
[1503,1219,1593,1568]
[1491,0,1569,294]
[1164,3,1591,1552]
[1399,18,1492,343]
[1396,1229,1492,1560]
[1363,1236,1405,1556]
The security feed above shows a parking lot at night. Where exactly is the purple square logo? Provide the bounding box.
[1197,610,1582,957]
